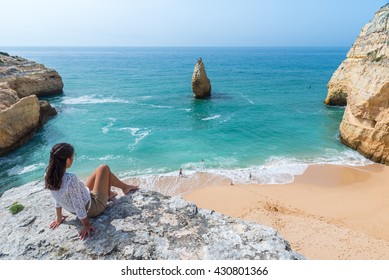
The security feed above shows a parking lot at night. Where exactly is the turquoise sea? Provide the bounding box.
[0,47,371,194]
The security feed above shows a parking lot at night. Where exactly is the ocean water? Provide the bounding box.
[0,47,372,194]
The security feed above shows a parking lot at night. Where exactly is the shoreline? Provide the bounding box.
[183,163,389,260]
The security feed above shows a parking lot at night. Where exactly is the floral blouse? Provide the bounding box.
[50,173,90,219]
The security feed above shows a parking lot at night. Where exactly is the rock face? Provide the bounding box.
[0,52,63,156]
[192,58,211,99]
[324,4,389,164]
[0,182,304,260]
[0,94,40,155]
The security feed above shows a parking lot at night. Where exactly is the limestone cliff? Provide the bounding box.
[0,94,40,155]
[0,182,304,260]
[192,58,211,99]
[0,53,63,97]
[324,4,389,164]
[0,52,63,156]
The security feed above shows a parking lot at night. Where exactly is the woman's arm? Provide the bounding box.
[49,207,67,229]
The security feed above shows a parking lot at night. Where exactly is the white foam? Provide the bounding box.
[62,95,131,105]
[139,96,153,100]
[239,93,255,104]
[133,150,371,188]
[202,115,221,121]
[77,154,125,161]
[102,117,117,134]
[117,148,375,196]
[122,159,307,196]
[207,158,308,185]
[214,150,373,185]
[150,105,173,109]
[98,155,122,161]
[119,127,151,149]
[182,161,207,172]
[7,163,45,176]
[119,167,170,180]
[311,149,374,166]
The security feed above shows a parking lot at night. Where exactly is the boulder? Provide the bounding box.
[39,100,57,125]
[0,182,304,260]
[324,4,389,164]
[192,58,211,99]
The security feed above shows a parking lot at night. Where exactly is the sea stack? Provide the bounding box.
[324,4,389,164]
[0,52,63,156]
[191,58,211,99]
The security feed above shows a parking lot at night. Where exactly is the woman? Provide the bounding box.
[45,143,138,240]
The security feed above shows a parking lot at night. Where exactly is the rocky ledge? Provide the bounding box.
[324,4,389,164]
[0,52,63,156]
[0,182,304,260]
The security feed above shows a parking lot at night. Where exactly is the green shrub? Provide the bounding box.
[9,202,24,215]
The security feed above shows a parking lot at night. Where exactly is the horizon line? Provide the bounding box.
[1,45,351,48]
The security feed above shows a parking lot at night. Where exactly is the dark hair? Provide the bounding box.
[45,143,74,190]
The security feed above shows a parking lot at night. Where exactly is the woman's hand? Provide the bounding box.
[79,218,96,240]
[78,224,96,240]
[49,215,67,229]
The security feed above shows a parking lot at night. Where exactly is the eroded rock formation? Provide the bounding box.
[0,52,63,156]
[0,94,40,155]
[0,182,304,260]
[324,4,389,164]
[192,58,211,99]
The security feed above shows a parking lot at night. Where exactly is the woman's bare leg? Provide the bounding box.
[85,171,96,191]
[109,172,138,193]
[85,164,138,196]
[89,164,111,198]
[85,167,115,198]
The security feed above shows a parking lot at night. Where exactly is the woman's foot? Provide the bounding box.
[122,184,139,195]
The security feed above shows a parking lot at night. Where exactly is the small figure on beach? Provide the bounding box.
[230,180,234,186]
[179,168,183,177]
[44,143,139,240]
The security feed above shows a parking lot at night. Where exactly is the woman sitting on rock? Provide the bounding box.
[44,143,138,240]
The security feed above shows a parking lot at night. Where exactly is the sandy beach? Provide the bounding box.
[183,164,389,260]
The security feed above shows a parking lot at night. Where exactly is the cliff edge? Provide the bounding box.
[324,4,389,164]
[0,182,304,260]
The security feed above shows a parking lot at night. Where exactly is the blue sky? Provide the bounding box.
[1,0,387,47]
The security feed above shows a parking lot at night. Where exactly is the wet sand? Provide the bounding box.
[183,164,389,259]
